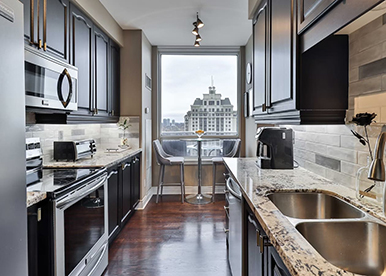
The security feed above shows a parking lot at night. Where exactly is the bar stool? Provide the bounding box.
[212,139,241,202]
[153,139,185,203]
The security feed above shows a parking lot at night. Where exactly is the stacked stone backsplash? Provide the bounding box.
[26,117,140,162]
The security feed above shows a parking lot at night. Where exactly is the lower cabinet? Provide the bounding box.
[244,201,290,276]
[107,153,141,244]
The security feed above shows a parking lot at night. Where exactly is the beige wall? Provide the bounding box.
[120,30,152,200]
[73,0,123,46]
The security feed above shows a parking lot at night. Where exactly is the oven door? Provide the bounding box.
[25,46,78,111]
[54,173,108,276]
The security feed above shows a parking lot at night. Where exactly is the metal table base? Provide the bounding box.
[185,138,213,205]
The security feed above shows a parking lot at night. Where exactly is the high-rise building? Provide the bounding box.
[184,84,237,134]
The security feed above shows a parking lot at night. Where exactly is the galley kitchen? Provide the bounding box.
[3,0,386,275]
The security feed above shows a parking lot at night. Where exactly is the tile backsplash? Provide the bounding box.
[283,124,382,190]
[26,117,140,161]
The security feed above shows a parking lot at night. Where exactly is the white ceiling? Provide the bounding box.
[99,0,252,46]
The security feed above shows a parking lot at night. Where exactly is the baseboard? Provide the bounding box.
[136,186,226,210]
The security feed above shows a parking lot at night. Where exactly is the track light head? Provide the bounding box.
[194,41,200,47]
[195,34,202,42]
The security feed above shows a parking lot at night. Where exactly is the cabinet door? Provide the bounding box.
[70,4,94,114]
[41,0,69,61]
[107,167,119,240]
[268,0,296,113]
[110,40,120,117]
[131,156,140,209]
[94,26,109,116]
[121,161,132,223]
[247,213,264,276]
[252,1,268,116]
[20,0,34,44]
[268,247,291,276]
[298,0,338,33]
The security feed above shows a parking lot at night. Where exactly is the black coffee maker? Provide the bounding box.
[256,127,294,169]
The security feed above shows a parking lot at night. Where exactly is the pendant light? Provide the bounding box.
[192,12,204,47]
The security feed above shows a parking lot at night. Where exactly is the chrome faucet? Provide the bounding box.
[368,125,386,182]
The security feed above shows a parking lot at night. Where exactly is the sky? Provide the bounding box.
[161,55,238,122]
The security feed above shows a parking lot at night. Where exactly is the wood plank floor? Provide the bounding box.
[103,195,231,276]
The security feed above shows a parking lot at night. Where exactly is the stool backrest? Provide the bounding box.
[224,139,241,158]
[153,139,172,165]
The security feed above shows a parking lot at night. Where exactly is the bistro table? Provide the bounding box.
[185,137,220,205]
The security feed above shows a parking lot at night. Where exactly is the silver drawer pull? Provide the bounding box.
[223,228,229,233]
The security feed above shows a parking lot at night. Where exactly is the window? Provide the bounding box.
[158,51,239,159]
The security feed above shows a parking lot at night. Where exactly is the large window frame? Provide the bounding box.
[157,47,242,140]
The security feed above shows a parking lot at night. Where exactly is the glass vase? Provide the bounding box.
[356,156,384,203]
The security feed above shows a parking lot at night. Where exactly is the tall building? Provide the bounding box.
[184,84,237,134]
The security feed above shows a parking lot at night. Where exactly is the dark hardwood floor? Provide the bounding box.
[103,195,231,276]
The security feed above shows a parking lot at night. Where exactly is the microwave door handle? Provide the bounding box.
[57,68,73,108]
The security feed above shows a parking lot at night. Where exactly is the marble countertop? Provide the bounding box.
[44,148,142,168]
[223,157,386,276]
[27,191,46,208]
[26,148,142,207]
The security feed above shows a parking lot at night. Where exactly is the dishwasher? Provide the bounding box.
[226,177,242,276]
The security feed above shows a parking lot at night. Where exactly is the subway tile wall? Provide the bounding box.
[26,117,140,161]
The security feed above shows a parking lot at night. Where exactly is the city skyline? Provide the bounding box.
[161,55,238,122]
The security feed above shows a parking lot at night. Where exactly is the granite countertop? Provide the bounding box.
[223,157,386,276]
[27,191,47,208]
[43,148,142,168]
[26,148,142,207]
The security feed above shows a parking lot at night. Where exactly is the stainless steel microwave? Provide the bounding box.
[25,46,78,111]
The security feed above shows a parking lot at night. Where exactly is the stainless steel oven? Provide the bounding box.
[53,171,108,276]
[25,45,78,111]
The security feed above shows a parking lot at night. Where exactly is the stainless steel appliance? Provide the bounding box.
[226,177,242,276]
[0,0,28,274]
[54,139,97,161]
[256,127,294,169]
[25,45,78,111]
[27,139,108,276]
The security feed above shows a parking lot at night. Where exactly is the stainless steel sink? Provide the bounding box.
[296,221,386,275]
[267,192,365,219]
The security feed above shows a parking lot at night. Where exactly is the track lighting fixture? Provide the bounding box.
[192,12,204,47]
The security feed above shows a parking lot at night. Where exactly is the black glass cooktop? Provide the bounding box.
[27,168,102,197]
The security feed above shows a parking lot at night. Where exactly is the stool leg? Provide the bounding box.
[180,164,185,203]
[212,163,216,202]
[156,165,164,203]
[160,165,165,198]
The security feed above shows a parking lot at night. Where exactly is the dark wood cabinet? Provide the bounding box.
[298,0,339,33]
[21,0,69,61]
[69,3,94,115]
[107,166,120,242]
[121,160,132,224]
[107,153,141,244]
[252,0,349,124]
[94,26,109,117]
[244,202,290,276]
[109,40,121,118]
[252,0,268,115]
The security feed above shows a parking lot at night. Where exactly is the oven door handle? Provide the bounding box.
[226,177,242,200]
[86,242,108,276]
[56,174,107,209]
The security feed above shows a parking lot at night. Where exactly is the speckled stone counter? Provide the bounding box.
[43,148,142,168]
[27,191,47,207]
[223,157,386,276]
[26,148,142,207]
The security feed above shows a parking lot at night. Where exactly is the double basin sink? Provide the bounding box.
[267,192,386,275]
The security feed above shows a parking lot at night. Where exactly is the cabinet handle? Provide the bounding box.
[30,0,35,45]
[122,163,131,171]
[37,0,41,49]
[223,206,230,218]
[107,170,118,179]
[248,214,259,230]
[223,228,229,233]
[262,103,266,112]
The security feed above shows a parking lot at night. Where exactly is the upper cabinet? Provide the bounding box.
[20,0,69,61]
[299,0,383,51]
[252,0,349,124]
[30,0,121,123]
